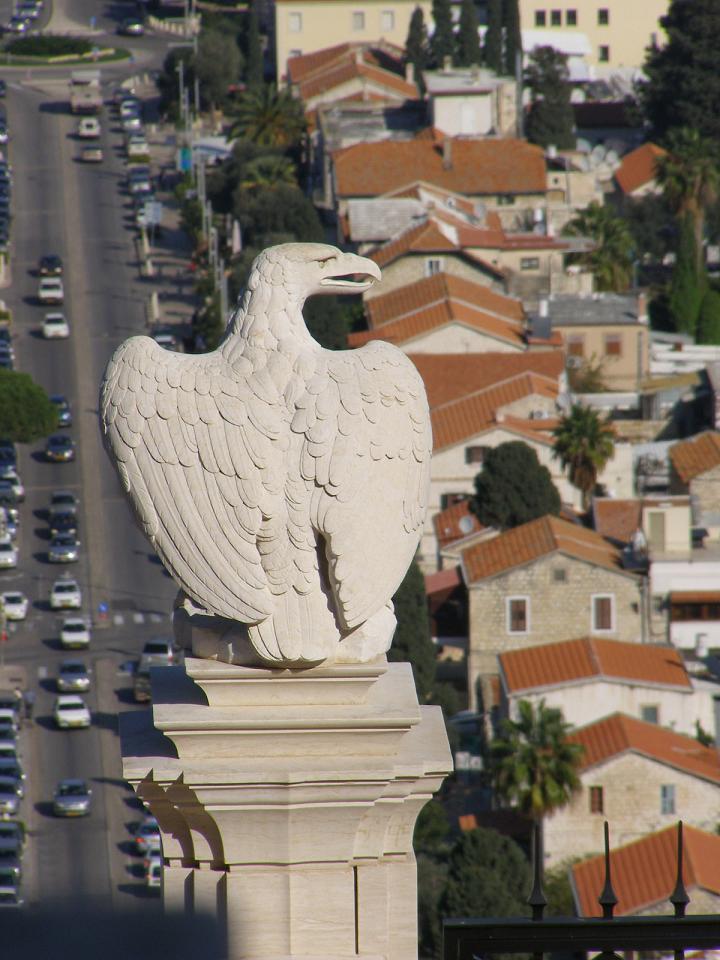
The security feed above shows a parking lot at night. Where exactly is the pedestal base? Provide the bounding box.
[120,657,452,960]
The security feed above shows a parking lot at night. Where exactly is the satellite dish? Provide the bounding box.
[577,155,591,172]
[458,515,475,535]
[590,144,606,166]
[605,149,620,169]
[576,139,592,154]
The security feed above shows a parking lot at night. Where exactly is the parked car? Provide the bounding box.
[48,534,80,563]
[0,741,20,762]
[0,868,22,908]
[0,760,24,797]
[42,312,69,339]
[0,539,17,569]
[49,490,78,517]
[0,592,27,620]
[0,441,15,467]
[38,254,62,276]
[0,776,21,816]
[77,117,100,139]
[80,145,103,163]
[134,816,160,855]
[151,328,179,351]
[49,510,78,538]
[0,820,23,857]
[0,468,23,501]
[53,695,90,729]
[52,778,91,816]
[38,277,63,304]
[59,617,89,649]
[0,482,19,510]
[0,507,17,541]
[49,395,72,427]
[49,577,81,610]
[57,659,90,693]
[45,434,75,462]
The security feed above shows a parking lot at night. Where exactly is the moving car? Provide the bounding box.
[117,16,144,35]
[53,695,90,729]
[48,533,80,563]
[45,434,75,462]
[0,539,17,569]
[57,659,90,693]
[139,638,174,671]
[49,490,78,517]
[134,816,160,855]
[38,254,62,276]
[38,276,64,304]
[49,577,81,610]
[145,855,162,889]
[49,395,72,427]
[0,592,27,620]
[59,617,89,649]
[52,779,91,816]
[42,312,69,339]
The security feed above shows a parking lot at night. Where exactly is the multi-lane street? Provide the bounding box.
[1,57,180,908]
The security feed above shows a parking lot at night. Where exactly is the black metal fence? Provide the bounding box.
[443,822,720,960]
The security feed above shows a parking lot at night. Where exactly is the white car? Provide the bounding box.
[127,138,148,158]
[60,617,89,649]
[134,816,160,855]
[0,469,23,501]
[49,577,81,610]
[0,540,17,569]
[77,117,100,139]
[0,592,27,621]
[53,695,90,729]
[38,277,64,305]
[145,854,162,888]
[42,313,69,339]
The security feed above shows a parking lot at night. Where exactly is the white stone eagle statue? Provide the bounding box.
[100,243,432,666]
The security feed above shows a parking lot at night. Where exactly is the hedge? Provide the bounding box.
[5,36,92,57]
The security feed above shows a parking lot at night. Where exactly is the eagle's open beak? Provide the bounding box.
[318,252,382,294]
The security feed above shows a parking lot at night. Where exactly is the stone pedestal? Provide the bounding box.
[120,656,453,960]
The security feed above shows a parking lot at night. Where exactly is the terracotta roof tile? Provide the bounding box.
[434,499,484,549]
[592,499,643,545]
[500,637,689,693]
[670,431,720,483]
[615,142,667,196]
[288,43,354,82]
[572,826,720,917]
[462,516,628,584]
[569,713,720,783]
[298,57,418,102]
[333,138,547,198]
[369,219,461,268]
[424,565,462,596]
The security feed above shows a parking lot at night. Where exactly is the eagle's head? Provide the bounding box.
[250,243,382,302]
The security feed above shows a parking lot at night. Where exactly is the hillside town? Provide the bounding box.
[1,0,720,954]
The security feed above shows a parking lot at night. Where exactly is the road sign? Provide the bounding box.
[144,201,163,226]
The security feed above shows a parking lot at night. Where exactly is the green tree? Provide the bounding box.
[0,370,57,441]
[552,404,615,510]
[490,700,583,877]
[484,0,502,73]
[241,153,297,191]
[470,441,561,530]
[195,29,242,110]
[623,193,675,266]
[697,287,720,344]
[157,46,195,119]
[244,0,264,91]
[525,46,575,150]
[414,799,450,855]
[228,84,305,148]
[502,0,522,77]
[388,558,437,701]
[430,0,455,67]
[233,182,324,246]
[640,0,720,146]
[456,0,481,67]
[440,827,532,920]
[303,296,351,350]
[404,6,430,89]
[669,212,705,336]
[563,202,634,291]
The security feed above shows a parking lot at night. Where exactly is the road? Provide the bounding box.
[1,64,178,910]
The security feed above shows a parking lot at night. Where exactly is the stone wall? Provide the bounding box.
[691,464,720,520]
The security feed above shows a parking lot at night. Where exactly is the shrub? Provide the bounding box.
[6,36,92,57]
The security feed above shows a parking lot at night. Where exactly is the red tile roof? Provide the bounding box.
[572,826,720,917]
[462,516,629,584]
[670,431,720,483]
[298,56,418,102]
[434,499,484,550]
[615,142,667,196]
[287,40,405,82]
[424,565,462,596]
[333,138,547,198]
[569,713,720,783]
[500,637,690,693]
[592,499,643,545]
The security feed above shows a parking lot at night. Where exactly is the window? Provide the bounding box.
[661,784,676,815]
[497,194,516,205]
[553,568,567,582]
[352,10,365,30]
[604,333,622,357]
[440,492,466,510]
[521,257,540,270]
[465,445,490,465]
[288,11,302,32]
[550,9,561,25]
[566,9,577,25]
[598,8,609,25]
[566,335,585,357]
[507,597,529,634]
[589,786,604,814]
[381,9,395,31]
[641,704,659,724]
[592,595,614,632]
[535,10,546,26]
[425,257,443,276]
[599,45,610,62]
[290,48,302,58]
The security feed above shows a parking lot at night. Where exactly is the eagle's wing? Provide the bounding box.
[293,340,432,631]
[100,336,276,624]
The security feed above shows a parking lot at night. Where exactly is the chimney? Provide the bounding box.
[405,61,415,84]
[354,46,363,65]
[442,137,452,169]
[539,298,548,318]
[637,291,648,324]
[443,55,452,73]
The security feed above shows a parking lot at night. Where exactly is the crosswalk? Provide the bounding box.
[111,612,169,627]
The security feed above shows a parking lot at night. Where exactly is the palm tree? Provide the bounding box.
[228,84,305,149]
[563,202,634,292]
[552,403,615,510]
[241,154,297,191]
[655,127,719,273]
[490,700,583,877]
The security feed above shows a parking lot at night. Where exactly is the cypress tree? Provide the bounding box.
[669,212,706,336]
[245,0,264,91]
[388,559,437,700]
[525,45,575,150]
[456,0,481,67]
[404,5,430,87]
[430,0,455,68]
[697,288,720,344]
[484,0,502,74]
[502,0,522,77]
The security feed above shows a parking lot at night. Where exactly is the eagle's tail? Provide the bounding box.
[248,587,341,665]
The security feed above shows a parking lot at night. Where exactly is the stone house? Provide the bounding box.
[592,495,691,554]
[498,636,713,737]
[462,516,643,708]
[545,713,720,868]
[670,431,720,538]
[571,825,720,918]
[423,65,518,139]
